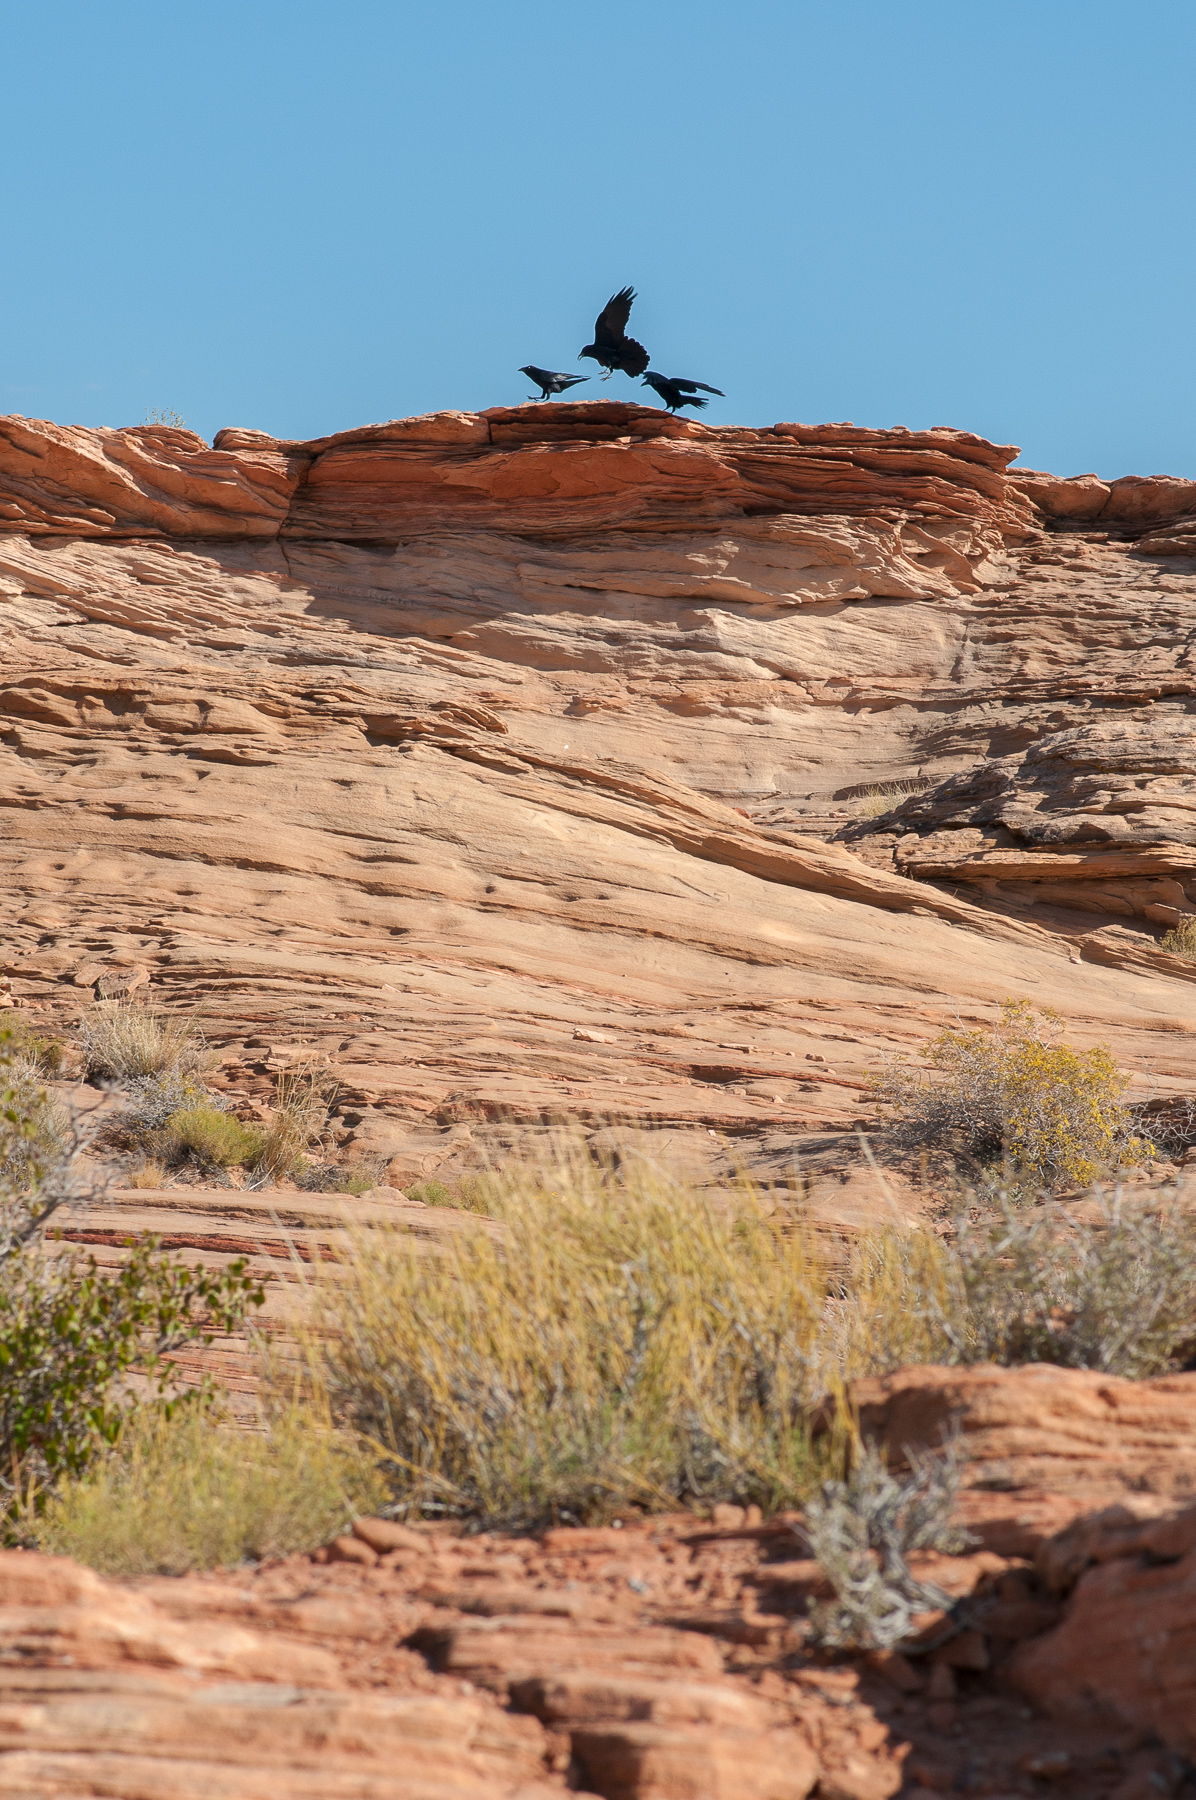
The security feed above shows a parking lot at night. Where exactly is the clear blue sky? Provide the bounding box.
[3,1,1193,477]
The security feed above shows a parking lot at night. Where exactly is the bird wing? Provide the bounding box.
[671,379,725,396]
[594,286,637,347]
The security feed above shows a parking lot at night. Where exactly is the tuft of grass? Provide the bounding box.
[33,1404,384,1575]
[255,1063,330,1182]
[404,1176,498,1213]
[870,999,1148,1196]
[851,779,929,819]
[1160,915,1196,960]
[79,998,204,1083]
[141,408,188,429]
[125,1158,168,1190]
[312,1147,837,1527]
[161,1106,264,1170]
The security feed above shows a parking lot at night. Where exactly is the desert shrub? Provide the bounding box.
[871,999,1146,1195]
[314,1150,834,1526]
[0,1238,265,1525]
[34,1403,383,1574]
[836,1193,1196,1379]
[405,1178,452,1206]
[141,407,188,429]
[161,1105,264,1169]
[1,1013,64,1076]
[1160,916,1196,960]
[79,998,204,1083]
[0,1053,70,1193]
[255,1063,330,1182]
[805,1441,968,1650]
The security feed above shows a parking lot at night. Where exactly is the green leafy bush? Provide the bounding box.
[1,1239,264,1522]
[34,1404,384,1574]
[162,1105,264,1169]
[871,999,1147,1194]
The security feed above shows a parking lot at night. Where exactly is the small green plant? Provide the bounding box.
[405,1178,452,1206]
[1,1013,64,1076]
[871,999,1147,1195]
[805,1441,969,1650]
[162,1105,264,1169]
[337,1169,378,1197]
[1160,916,1196,960]
[141,408,188,429]
[34,1403,384,1574]
[1,1238,264,1525]
[0,1053,70,1193]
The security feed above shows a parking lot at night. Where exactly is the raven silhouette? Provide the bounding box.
[519,366,590,401]
[579,287,650,379]
[641,372,725,413]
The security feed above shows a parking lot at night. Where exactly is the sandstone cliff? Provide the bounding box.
[2,403,1196,1192]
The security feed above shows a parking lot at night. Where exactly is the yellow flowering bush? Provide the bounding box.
[872,1000,1149,1194]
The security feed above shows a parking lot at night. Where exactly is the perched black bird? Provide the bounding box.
[641,372,725,413]
[578,286,650,379]
[519,366,590,401]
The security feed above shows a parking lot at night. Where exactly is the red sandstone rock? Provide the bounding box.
[849,1363,1196,1503]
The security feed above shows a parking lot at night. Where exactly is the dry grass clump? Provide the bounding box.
[125,1158,167,1190]
[870,999,1148,1196]
[254,1063,331,1183]
[851,778,930,819]
[836,1192,1196,1378]
[313,1149,836,1527]
[1160,915,1196,960]
[33,1404,383,1575]
[79,998,204,1083]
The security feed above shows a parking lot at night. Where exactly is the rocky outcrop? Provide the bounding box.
[8,1363,1196,1799]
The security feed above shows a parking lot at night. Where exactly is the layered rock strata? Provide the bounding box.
[4,1365,1196,1800]
[2,403,1196,1183]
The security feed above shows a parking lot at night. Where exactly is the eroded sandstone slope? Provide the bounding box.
[2,405,1196,1187]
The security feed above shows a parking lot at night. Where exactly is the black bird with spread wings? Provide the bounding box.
[641,372,725,413]
[578,286,650,379]
[519,366,590,401]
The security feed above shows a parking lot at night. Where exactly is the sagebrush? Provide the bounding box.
[836,1192,1196,1378]
[805,1441,969,1650]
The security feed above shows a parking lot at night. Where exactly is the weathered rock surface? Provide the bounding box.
[4,403,1196,1201]
[8,1364,1196,1799]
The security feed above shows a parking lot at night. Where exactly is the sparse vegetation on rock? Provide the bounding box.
[34,1403,383,1575]
[315,1150,836,1527]
[870,999,1149,1196]
[804,1440,968,1651]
